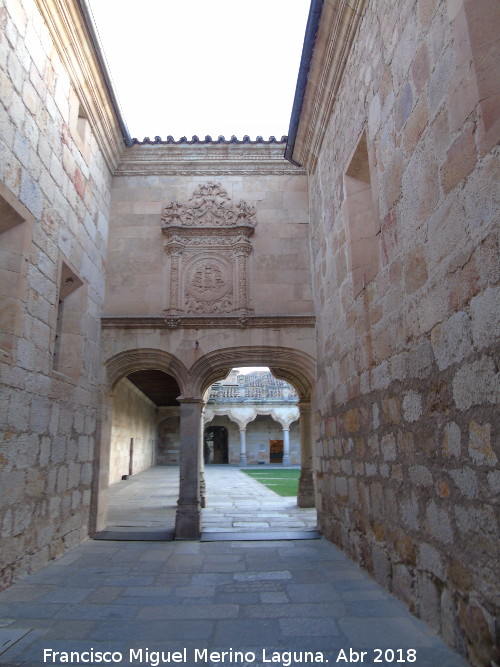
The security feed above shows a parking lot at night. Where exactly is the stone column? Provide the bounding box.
[239,429,247,466]
[89,388,113,535]
[175,397,203,539]
[199,406,206,508]
[282,428,291,466]
[297,401,315,507]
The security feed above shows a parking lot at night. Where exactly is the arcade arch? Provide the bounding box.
[93,346,316,539]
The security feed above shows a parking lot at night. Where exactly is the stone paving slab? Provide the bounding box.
[0,469,466,666]
[0,538,466,667]
[105,466,317,536]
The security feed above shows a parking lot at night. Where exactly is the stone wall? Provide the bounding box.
[157,409,180,465]
[0,0,118,587]
[109,379,157,485]
[308,0,499,664]
[245,415,300,465]
[105,154,311,318]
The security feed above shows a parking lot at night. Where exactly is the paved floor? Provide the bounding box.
[107,467,179,529]
[107,466,316,534]
[0,468,466,667]
[203,466,317,533]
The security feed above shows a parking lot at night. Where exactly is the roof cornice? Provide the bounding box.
[34,0,131,173]
[116,143,306,177]
[287,0,366,171]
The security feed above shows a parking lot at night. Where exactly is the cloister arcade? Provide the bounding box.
[93,345,316,539]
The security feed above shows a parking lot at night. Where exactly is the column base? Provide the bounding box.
[282,455,291,466]
[297,468,315,508]
[175,503,201,540]
[239,454,247,467]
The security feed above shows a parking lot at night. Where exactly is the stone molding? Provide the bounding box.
[116,144,306,176]
[105,348,190,394]
[162,183,257,315]
[190,346,316,400]
[35,0,125,172]
[291,0,366,170]
[101,315,316,329]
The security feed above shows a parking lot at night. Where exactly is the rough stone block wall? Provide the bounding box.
[109,379,157,485]
[310,0,499,664]
[0,0,112,587]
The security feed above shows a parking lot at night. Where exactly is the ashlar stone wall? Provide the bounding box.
[308,0,499,664]
[105,148,311,318]
[0,0,118,587]
[109,378,157,485]
[157,409,180,465]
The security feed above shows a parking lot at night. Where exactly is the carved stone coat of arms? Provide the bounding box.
[161,183,256,315]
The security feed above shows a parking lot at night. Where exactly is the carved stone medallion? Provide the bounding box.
[185,257,233,313]
[161,183,256,315]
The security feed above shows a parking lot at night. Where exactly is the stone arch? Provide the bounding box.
[105,348,190,395]
[190,345,315,400]
[91,349,189,535]
[191,345,316,509]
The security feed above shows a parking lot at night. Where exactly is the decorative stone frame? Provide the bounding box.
[161,183,256,316]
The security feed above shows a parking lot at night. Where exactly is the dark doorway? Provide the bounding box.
[270,439,284,463]
[204,425,229,464]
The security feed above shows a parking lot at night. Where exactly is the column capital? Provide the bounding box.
[177,396,204,405]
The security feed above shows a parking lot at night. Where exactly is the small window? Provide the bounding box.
[344,132,380,296]
[53,262,85,379]
[77,104,89,143]
[69,90,91,162]
[0,184,34,361]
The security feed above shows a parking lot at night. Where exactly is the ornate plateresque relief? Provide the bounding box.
[161,183,256,315]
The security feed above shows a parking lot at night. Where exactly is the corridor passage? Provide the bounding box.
[0,467,465,666]
[0,538,465,666]
[105,466,316,535]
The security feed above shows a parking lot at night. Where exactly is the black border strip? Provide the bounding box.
[284,0,325,166]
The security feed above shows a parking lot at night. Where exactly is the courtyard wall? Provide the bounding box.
[303,0,499,663]
[0,0,122,586]
[105,146,311,318]
[109,378,157,485]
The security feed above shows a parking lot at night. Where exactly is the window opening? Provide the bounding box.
[344,132,380,296]
[53,262,84,378]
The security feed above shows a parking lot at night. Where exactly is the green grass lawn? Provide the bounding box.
[242,469,299,496]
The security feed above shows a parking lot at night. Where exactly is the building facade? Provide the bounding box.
[0,0,498,664]
[204,369,300,466]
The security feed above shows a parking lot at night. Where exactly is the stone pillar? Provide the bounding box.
[89,388,113,535]
[239,429,247,466]
[199,406,206,508]
[282,428,291,466]
[297,401,315,508]
[175,397,203,539]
